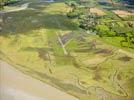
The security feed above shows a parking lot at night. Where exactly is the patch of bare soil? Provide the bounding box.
[38,50,49,60]
[113,10,134,17]
[95,49,113,55]
[118,56,133,62]
[90,8,105,16]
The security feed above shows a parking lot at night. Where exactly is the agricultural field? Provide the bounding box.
[0,0,134,100]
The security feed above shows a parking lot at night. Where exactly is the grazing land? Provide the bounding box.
[113,10,134,17]
[90,8,106,15]
[0,0,134,100]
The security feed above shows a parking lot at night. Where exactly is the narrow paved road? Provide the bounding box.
[0,60,78,100]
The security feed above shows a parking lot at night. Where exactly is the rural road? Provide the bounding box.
[0,0,55,14]
[0,60,78,100]
[0,3,30,14]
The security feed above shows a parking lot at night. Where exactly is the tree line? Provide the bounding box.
[0,0,20,10]
[66,0,134,48]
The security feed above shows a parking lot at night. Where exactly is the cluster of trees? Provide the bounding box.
[66,1,81,18]
[66,1,134,48]
[78,13,98,30]
[66,1,98,31]
[0,0,6,10]
[96,22,134,47]
[0,0,20,10]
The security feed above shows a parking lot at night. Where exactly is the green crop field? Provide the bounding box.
[0,0,134,100]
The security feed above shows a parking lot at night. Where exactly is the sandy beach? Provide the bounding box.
[0,60,78,100]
